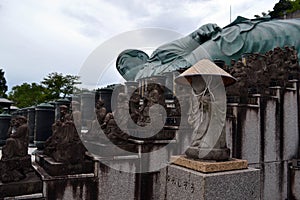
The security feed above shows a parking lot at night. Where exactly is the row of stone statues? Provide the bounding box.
[227,46,299,96]
[85,82,170,145]
[0,104,90,183]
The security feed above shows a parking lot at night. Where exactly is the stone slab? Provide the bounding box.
[159,164,260,200]
[35,153,94,176]
[97,162,137,200]
[82,141,138,157]
[0,171,43,199]
[171,156,248,173]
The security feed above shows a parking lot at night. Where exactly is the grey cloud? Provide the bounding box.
[107,0,152,17]
[62,8,105,38]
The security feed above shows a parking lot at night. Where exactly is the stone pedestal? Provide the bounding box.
[83,141,139,157]
[171,156,248,173]
[97,161,138,200]
[33,162,97,200]
[34,152,94,176]
[0,171,43,199]
[159,162,260,200]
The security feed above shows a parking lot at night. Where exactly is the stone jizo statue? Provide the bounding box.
[175,59,236,160]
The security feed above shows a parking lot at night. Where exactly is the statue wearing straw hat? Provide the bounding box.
[175,59,236,161]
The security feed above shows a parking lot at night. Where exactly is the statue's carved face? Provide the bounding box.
[149,89,160,103]
[116,50,149,81]
[190,76,206,95]
[15,116,27,126]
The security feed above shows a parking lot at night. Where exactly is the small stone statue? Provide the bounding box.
[137,82,166,127]
[85,99,107,141]
[1,116,29,160]
[0,116,32,183]
[44,105,86,164]
[71,100,81,128]
[129,87,141,124]
[102,93,130,144]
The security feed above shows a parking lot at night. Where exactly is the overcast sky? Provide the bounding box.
[0,0,278,91]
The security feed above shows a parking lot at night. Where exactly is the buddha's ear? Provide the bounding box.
[116,49,149,81]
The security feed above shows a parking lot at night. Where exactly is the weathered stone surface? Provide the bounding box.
[225,117,234,158]
[83,141,139,157]
[159,164,260,200]
[0,154,33,183]
[226,102,262,164]
[171,156,248,173]
[263,97,281,162]
[291,166,300,200]
[0,171,43,199]
[239,106,261,164]
[142,141,177,173]
[33,161,97,200]
[249,161,289,200]
[261,161,284,200]
[97,162,137,200]
[283,85,299,161]
[35,152,94,176]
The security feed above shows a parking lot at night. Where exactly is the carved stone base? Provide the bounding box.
[159,163,260,200]
[0,155,33,183]
[185,147,230,161]
[171,156,248,173]
[0,171,43,199]
[35,152,94,176]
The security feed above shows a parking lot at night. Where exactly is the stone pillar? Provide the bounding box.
[290,163,300,199]
[27,106,36,145]
[233,95,261,163]
[0,113,11,146]
[98,88,113,113]
[263,90,281,163]
[34,103,55,149]
[283,80,299,161]
[163,72,176,99]
[81,92,95,129]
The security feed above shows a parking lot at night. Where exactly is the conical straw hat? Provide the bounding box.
[175,59,236,87]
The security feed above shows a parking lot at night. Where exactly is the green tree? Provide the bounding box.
[254,0,300,19]
[269,0,293,18]
[41,72,80,99]
[287,0,300,13]
[0,69,8,97]
[8,83,48,108]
